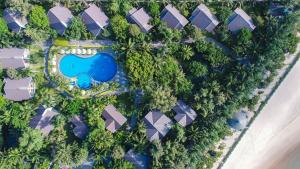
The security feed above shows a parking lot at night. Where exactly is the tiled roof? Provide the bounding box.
[228,8,255,33]
[4,77,35,101]
[228,110,248,130]
[144,111,173,141]
[81,4,109,36]
[173,100,197,127]
[0,48,29,69]
[47,5,73,35]
[190,4,219,32]
[3,8,28,32]
[127,8,153,33]
[124,149,149,169]
[102,104,127,133]
[29,107,59,135]
[160,4,188,29]
[70,115,89,139]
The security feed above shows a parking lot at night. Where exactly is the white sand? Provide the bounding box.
[222,54,300,168]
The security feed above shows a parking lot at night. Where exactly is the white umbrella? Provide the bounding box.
[65,50,70,54]
[87,49,92,55]
[92,49,97,54]
[52,60,56,66]
[71,49,76,54]
[77,49,82,54]
[52,67,57,73]
[60,49,65,54]
[82,49,87,54]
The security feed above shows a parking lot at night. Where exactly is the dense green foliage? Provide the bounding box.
[0,1,298,169]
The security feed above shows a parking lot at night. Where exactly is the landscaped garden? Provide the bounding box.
[0,1,298,169]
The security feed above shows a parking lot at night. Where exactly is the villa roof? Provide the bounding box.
[47,5,73,35]
[160,4,188,29]
[124,149,149,169]
[3,8,28,32]
[228,8,255,33]
[0,48,29,69]
[228,110,248,130]
[143,111,173,141]
[4,77,35,101]
[70,115,89,139]
[127,7,153,33]
[81,4,109,36]
[173,100,197,127]
[30,107,59,135]
[190,4,219,32]
[102,104,127,133]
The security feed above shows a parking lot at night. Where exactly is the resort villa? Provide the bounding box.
[228,8,256,33]
[47,5,73,35]
[160,4,189,29]
[81,4,109,36]
[3,8,28,32]
[190,4,219,32]
[0,48,30,69]
[3,77,35,101]
[29,107,59,136]
[127,7,153,33]
[70,115,89,139]
[173,100,197,127]
[144,111,173,142]
[102,104,127,133]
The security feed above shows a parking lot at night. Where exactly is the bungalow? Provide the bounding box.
[102,104,127,133]
[70,115,88,139]
[143,110,173,142]
[160,4,188,29]
[124,149,149,169]
[81,4,109,36]
[47,5,73,35]
[4,77,35,101]
[190,4,219,32]
[0,48,30,69]
[127,7,153,33]
[173,100,197,127]
[228,110,249,131]
[3,8,28,32]
[228,8,256,33]
[29,106,59,136]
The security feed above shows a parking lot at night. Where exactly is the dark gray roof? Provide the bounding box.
[30,107,59,135]
[160,4,188,29]
[143,111,173,141]
[102,104,127,133]
[0,48,29,69]
[81,4,109,36]
[70,115,89,139]
[190,4,219,32]
[173,100,197,127]
[3,8,28,32]
[127,8,153,33]
[4,77,35,101]
[228,110,248,130]
[124,149,149,169]
[47,5,73,35]
[228,8,255,33]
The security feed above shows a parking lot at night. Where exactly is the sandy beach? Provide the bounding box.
[222,53,300,168]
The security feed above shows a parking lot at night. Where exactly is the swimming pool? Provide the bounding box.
[59,53,117,89]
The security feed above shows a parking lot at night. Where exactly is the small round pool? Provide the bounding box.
[59,53,117,89]
[77,74,91,89]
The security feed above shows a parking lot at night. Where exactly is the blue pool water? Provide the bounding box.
[59,53,117,89]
